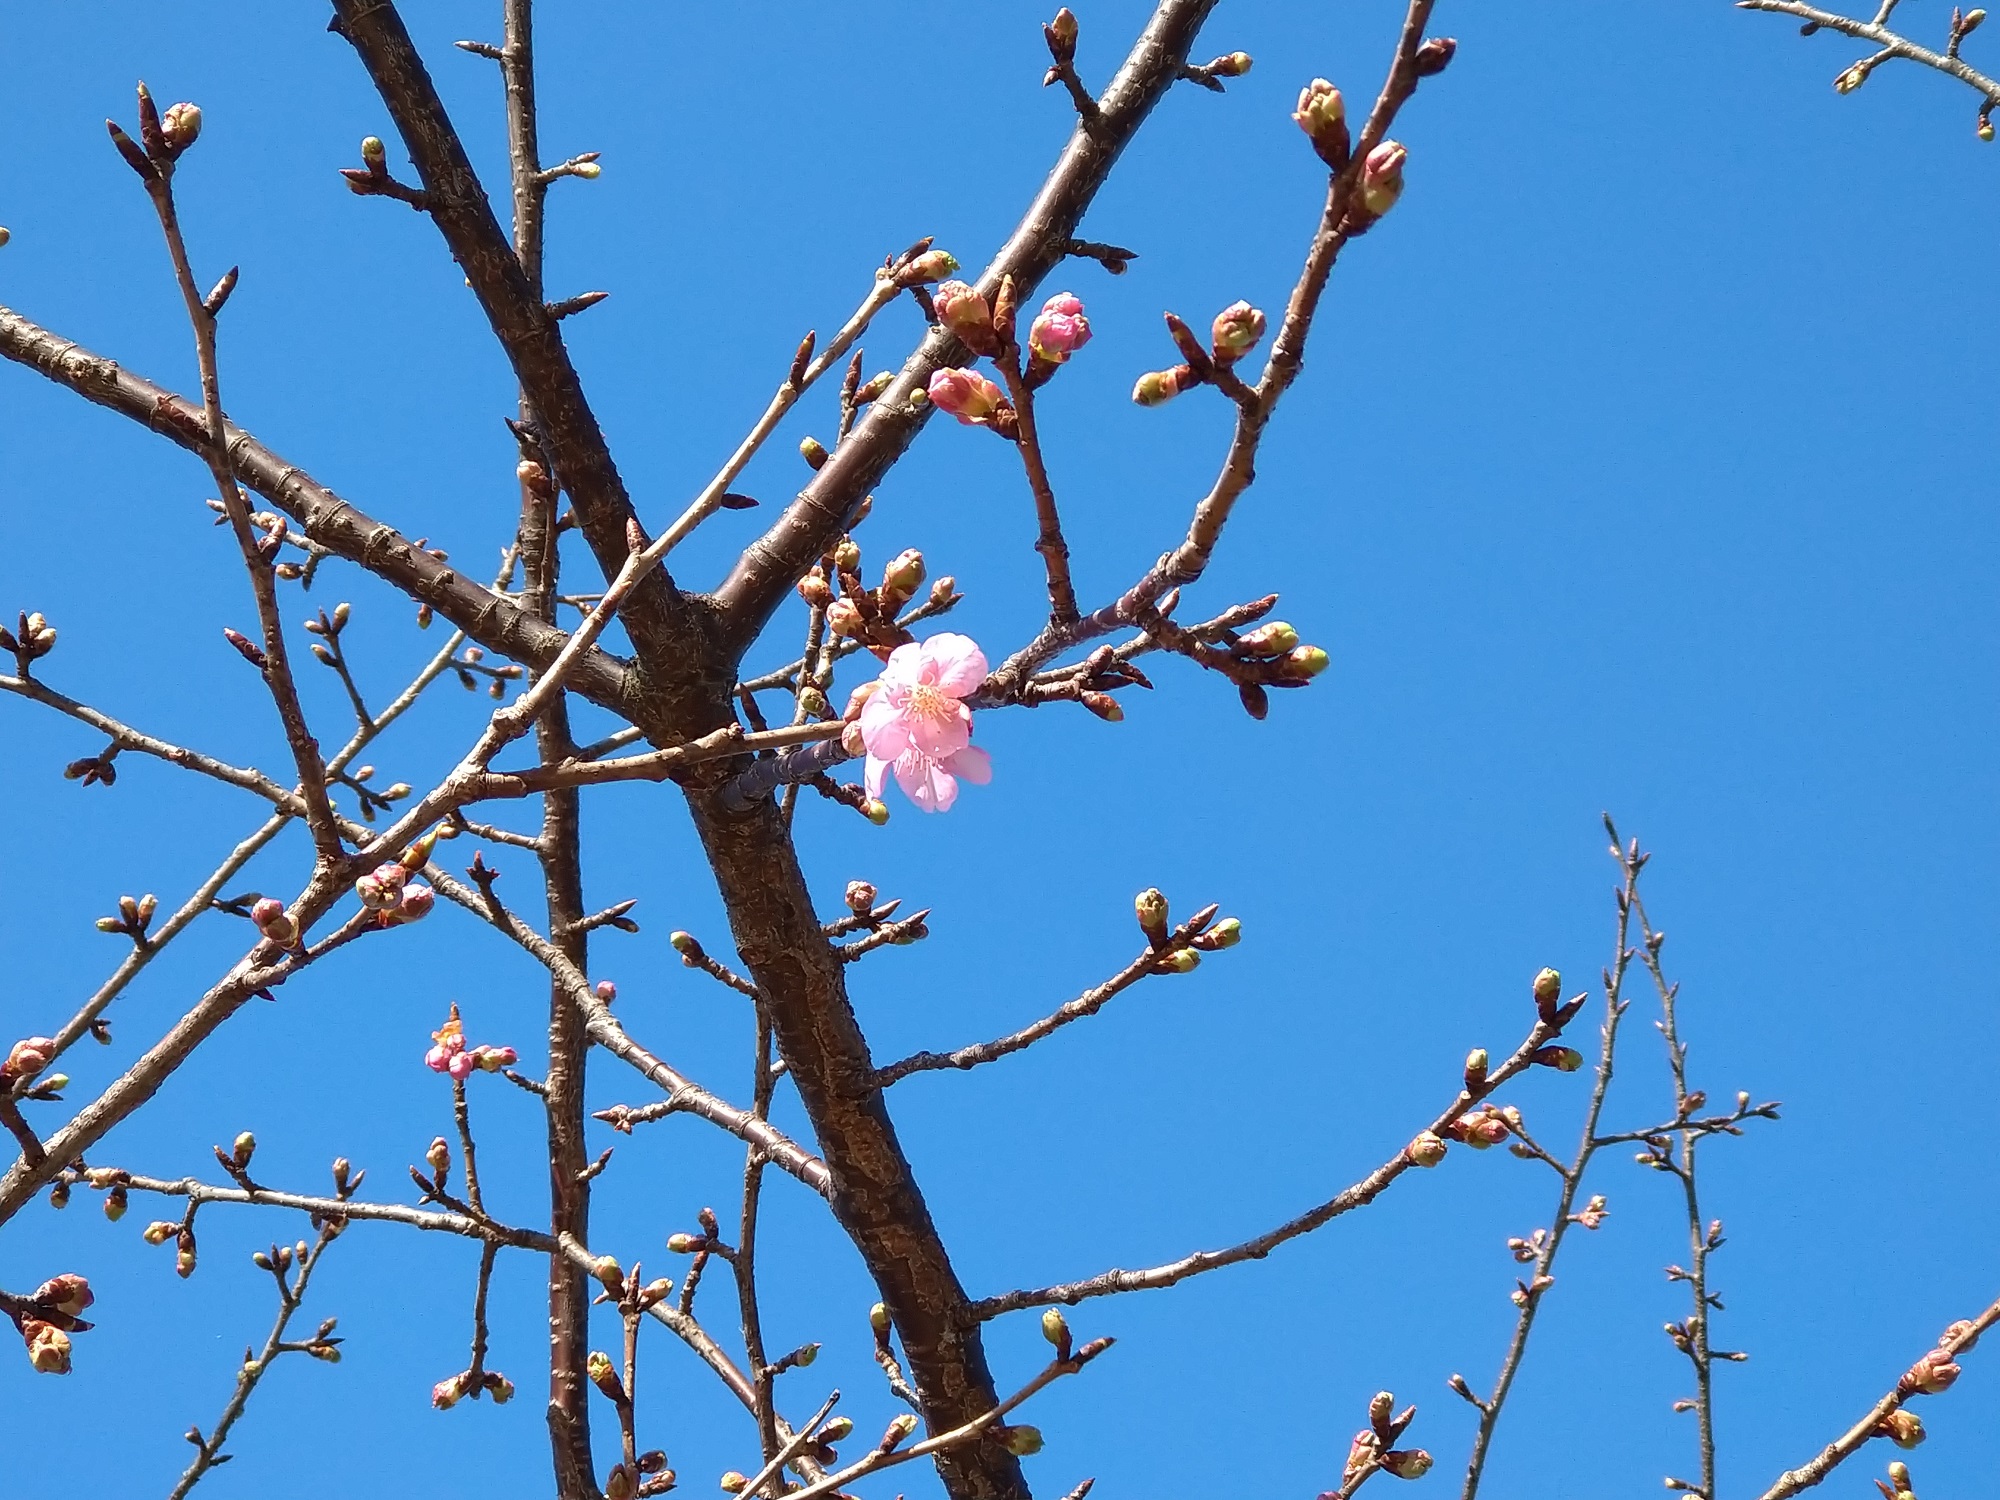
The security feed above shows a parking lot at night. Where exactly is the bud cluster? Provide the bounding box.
[0,609,58,670]
[423,1003,517,1081]
[93,892,159,947]
[1340,1389,1428,1487]
[811,533,957,662]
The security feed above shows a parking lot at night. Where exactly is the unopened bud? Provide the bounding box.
[233,1132,256,1166]
[1407,1131,1448,1167]
[826,598,865,639]
[898,249,959,286]
[798,572,833,608]
[1284,644,1330,678]
[1050,7,1078,46]
[1134,887,1170,939]
[1412,36,1456,77]
[1042,1308,1070,1347]
[144,1220,177,1245]
[1237,621,1297,656]
[1464,1048,1490,1089]
[1131,366,1188,406]
[882,548,927,600]
[1877,1409,1926,1449]
[799,436,829,469]
[1161,949,1200,974]
[667,1233,697,1253]
[1380,1450,1433,1480]
[426,1137,451,1179]
[1002,1426,1044,1456]
[1211,300,1267,359]
[361,136,386,169]
[870,1302,892,1334]
[162,101,202,151]
[1533,1045,1584,1073]
[1532,966,1562,1018]
[1293,78,1350,167]
[718,1473,748,1494]
[1359,140,1407,218]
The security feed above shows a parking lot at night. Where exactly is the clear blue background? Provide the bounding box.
[2,2,1995,1496]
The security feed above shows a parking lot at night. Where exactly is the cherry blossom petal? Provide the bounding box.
[921,633,989,697]
[890,749,959,812]
[858,690,912,761]
[864,752,889,803]
[942,743,992,785]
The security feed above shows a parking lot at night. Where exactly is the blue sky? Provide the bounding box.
[2,2,1996,1497]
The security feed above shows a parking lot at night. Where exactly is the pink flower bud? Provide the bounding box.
[1902,1348,1961,1394]
[395,882,435,923]
[1360,140,1407,217]
[932,280,994,345]
[927,367,1008,427]
[354,862,406,910]
[32,1274,93,1317]
[595,980,618,1002]
[474,1046,518,1073]
[21,1319,71,1375]
[826,598,864,638]
[447,1050,477,1081]
[1210,300,1266,359]
[3,1037,56,1083]
[1028,292,1091,363]
[432,1373,468,1409]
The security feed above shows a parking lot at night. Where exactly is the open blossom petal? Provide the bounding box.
[915,633,988,697]
[942,744,991,785]
[858,685,913,762]
[890,749,961,812]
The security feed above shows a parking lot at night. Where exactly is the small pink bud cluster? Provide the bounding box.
[1450,1107,1512,1150]
[1569,1194,1609,1231]
[250,897,301,948]
[354,861,434,925]
[20,1319,71,1374]
[423,1004,518,1081]
[1028,292,1091,364]
[1210,300,1265,361]
[432,1367,514,1409]
[2,1036,57,1086]
[1901,1345,1962,1396]
[927,368,1015,435]
[933,280,995,351]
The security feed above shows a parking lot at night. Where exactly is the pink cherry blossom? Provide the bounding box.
[857,633,994,813]
[1028,292,1091,363]
[927,367,1007,426]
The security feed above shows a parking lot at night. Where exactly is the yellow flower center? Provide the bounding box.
[907,681,953,724]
